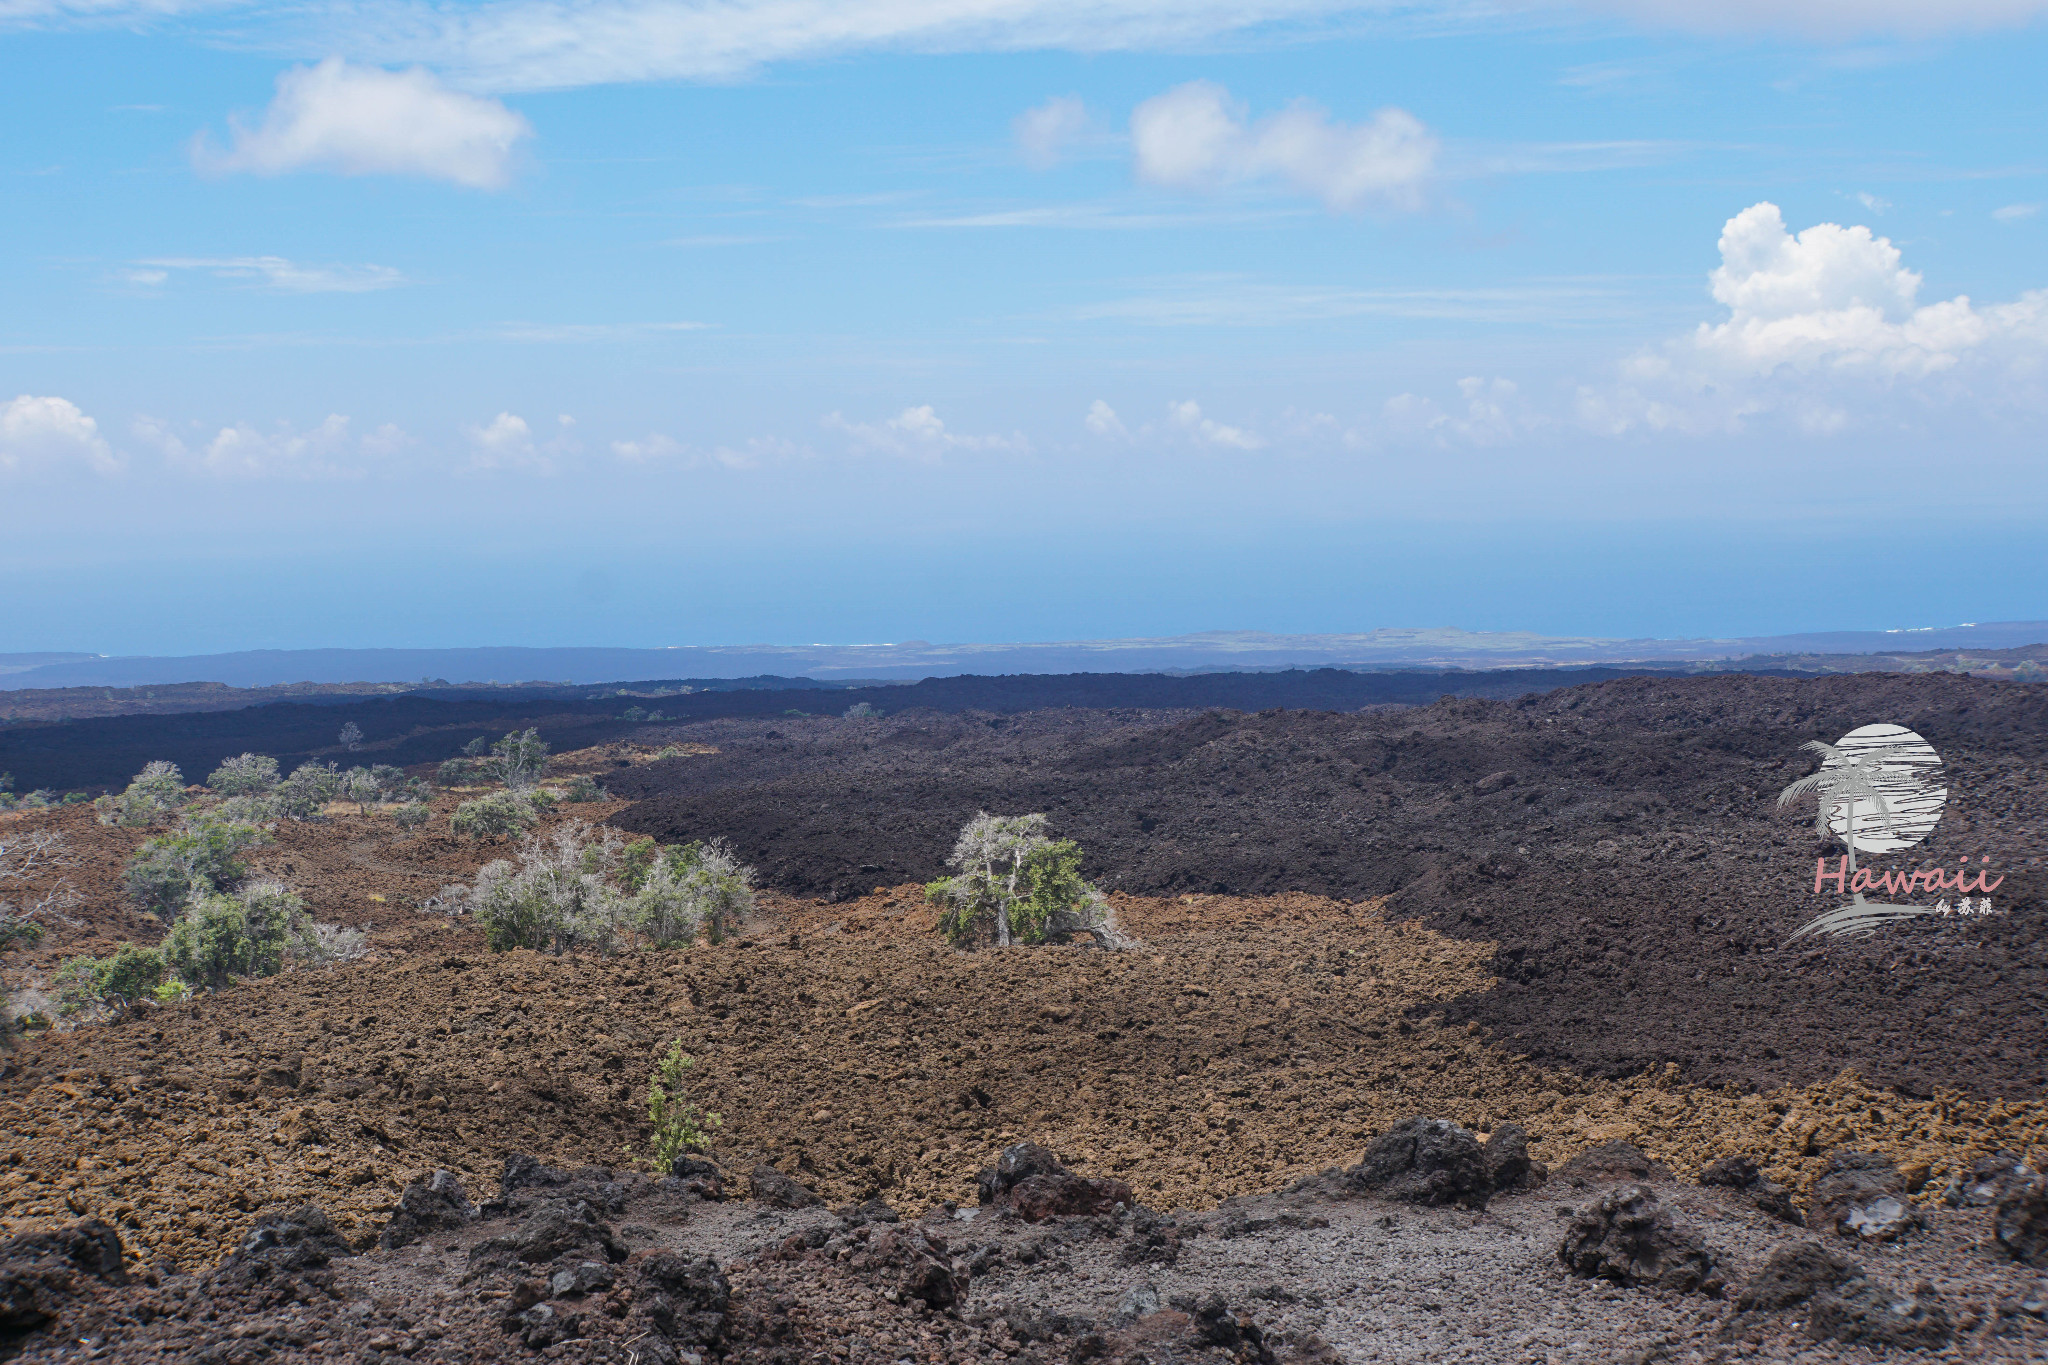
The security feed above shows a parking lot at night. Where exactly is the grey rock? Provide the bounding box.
[379,1169,478,1250]
[1996,1175,2048,1267]
[1736,1241,1861,1312]
[1807,1277,1953,1350]
[749,1163,823,1210]
[1557,1184,1722,1295]
[1346,1116,1491,1209]
[1114,1283,1161,1326]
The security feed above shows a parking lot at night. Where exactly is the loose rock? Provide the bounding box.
[1996,1175,2048,1267]
[378,1169,478,1250]
[1807,1277,1954,1350]
[1736,1241,1861,1312]
[1557,1184,1722,1295]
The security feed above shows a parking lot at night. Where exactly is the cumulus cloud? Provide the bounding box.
[135,412,411,476]
[1694,202,2044,378]
[0,394,118,475]
[612,432,796,468]
[464,411,559,469]
[824,405,1029,460]
[1130,80,1436,212]
[134,255,405,292]
[1580,201,2048,435]
[1083,399,1128,437]
[1168,399,1264,450]
[192,58,531,189]
[1379,378,1529,446]
[1015,94,1090,169]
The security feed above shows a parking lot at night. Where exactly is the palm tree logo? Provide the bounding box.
[1778,723,1948,941]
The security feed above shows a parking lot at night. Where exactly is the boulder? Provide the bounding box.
[1808,1150,1922,1242]
[1946,1151,2035,1208]
[1807,1277,1954,1351]
[666,1155,725,1201]
[749,1164,823,1210]
[1557,1184,1722,1295]
[1995,1175,2048,1267]
[1345,1117,1491,1209]
[378,1170,478,1250]
[1736,1241,1861,1312]
[0,1219,127,1335]
[1480,1123,1548,1194]
[848,1226,964,1311]
[1557,1140,1675,1187]
[1699,1155,1803,1226]
[975,1142,1134,1222]
[467,1198,627,1280]
[634,1250,731,1352]
[213,1205,353,1304]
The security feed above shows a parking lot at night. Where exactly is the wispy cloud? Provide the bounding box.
[481,320,711,342]
[1068,277,1644,327]
[823,405,1029,460]
[134,255,406,292]
[1994,202,2041,222]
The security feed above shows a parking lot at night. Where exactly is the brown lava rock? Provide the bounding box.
[1736,1240,1861,1312]
[1557,1184,1722,1295]
[1699,1155,1802,1225]
[750,1163,824,1209]
[1996,1174,2048,1266]
[1556,1140,1675,1188]
[0,1219,127,1336]
[977,1142,1135,1221]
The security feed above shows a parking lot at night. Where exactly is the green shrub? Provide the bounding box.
[644,1040,721,1172]
[96,760,189,827]
[450,791,541,840]
[925,811,1128,949]
[163,881,310,990]
[206,753,280,796]
[463,736,490,758]
[124,815,270,918]
[471,822,627,953]
[843,702,881,720]
[562,774,608,803]
[392,803,432,831]
[436,757,474,786]
[632,840,754,947]
[53,943,168,1015]
[272,761,341,821]
[620,836,658,892]
[491,728,550,789]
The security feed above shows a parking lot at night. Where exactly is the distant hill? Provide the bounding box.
[5,622,2046,689]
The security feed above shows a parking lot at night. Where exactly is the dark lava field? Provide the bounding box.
[607,672,2048,1099]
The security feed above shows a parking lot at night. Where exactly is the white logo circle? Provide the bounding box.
[1821,723,1948,853]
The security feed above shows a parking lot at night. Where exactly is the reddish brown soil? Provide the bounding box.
[4,813,2043,1279]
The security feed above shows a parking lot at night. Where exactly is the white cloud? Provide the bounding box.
[824,405,1029,461]
[1130,80,1435,212]
[1083,399,1127,437]
[133,412,412,477]
[1994,203,2041,222]
[10,1,2048,91]
[1581,201,2048,435]
[464,410,556,470]
[0,394,118,475]
[1581,0,2048,38]
[1855,191,1890,214]
[1693,201,2039,378]
[192,58,531,189]
[1168,399,1264,450]
[135,255,405,292]
[611,433,687,461]
[1014,94,1090,170]
[1379,377,1528,446]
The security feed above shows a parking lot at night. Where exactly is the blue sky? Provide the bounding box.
[4,0,2046,653]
